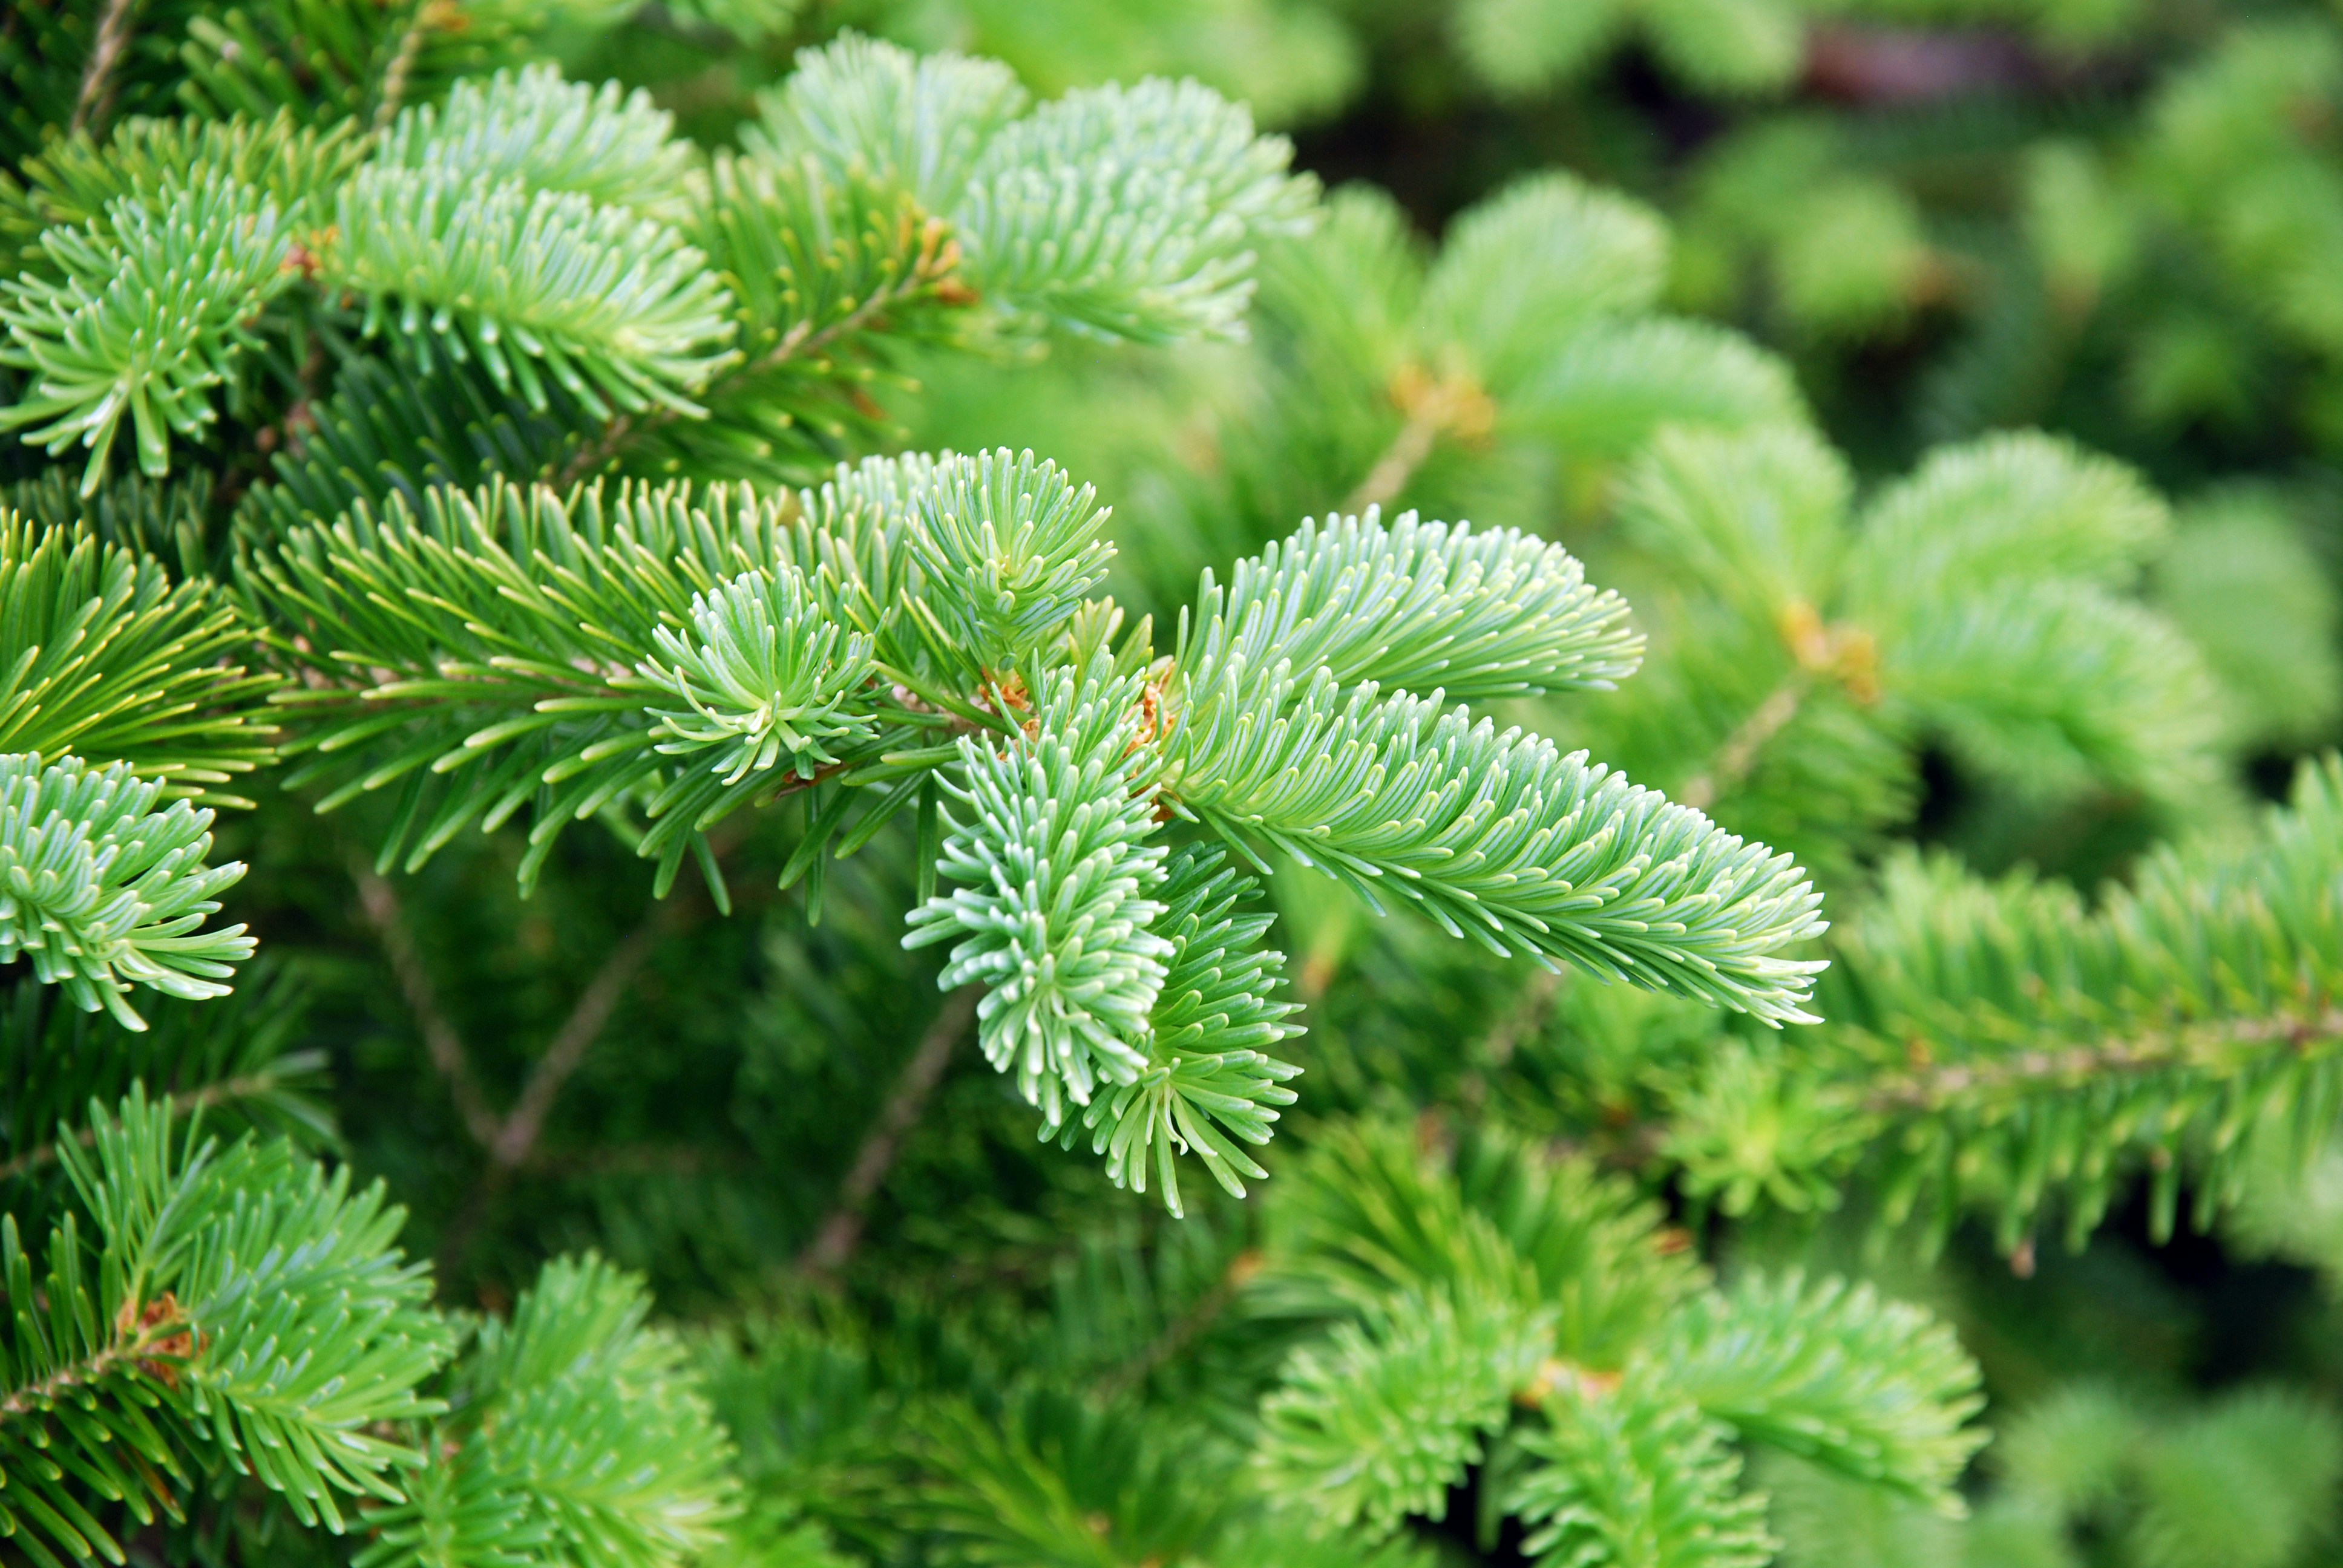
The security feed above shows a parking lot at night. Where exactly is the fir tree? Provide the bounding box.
[0,4,2338,1568]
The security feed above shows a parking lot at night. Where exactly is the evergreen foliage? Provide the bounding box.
[1251,1120,1982,1549]
[1099,170,1810,608]
[1,2,2340,1566]
[1574,423,2221,879]
[0,1088,441,1565]
[1666,755,2343,1252]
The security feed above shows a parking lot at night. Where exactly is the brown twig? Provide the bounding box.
[1457,969,1564,1113]
[1484,970,1563,1071]
[524,1143,740,1178]
[354,863,698,1168]
[489,900,690,1170]
[1805,24,2042,105]
[1095,1247,1263,1399]
[1343,364,1497,516]
[1676,599,1883,812]
[1676,676,1810,812]
[798,984,981,1276]
[351,863,502,1151]
[1860,1008,2343,1117]
[555,257,952,488]
[1345,402,1446,517]
[357,875,695,1283]
[369,0,442,136]
[69,0,137,135]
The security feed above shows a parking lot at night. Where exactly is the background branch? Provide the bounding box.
[490,898,693,1170]
[799,983,981,1276]
[352,863,502,1151]
[0,1067,312,1183]
[68,0,136,134]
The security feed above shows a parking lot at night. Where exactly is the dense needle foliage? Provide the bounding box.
[0,2,2338,1567]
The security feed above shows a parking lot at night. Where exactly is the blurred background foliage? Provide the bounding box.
[577,0,2343,533]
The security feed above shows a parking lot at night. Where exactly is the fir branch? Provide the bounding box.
[0,1310,169,1417]
[1428,174,1666,373]
[1667,755,2343,1247]
[0,511,278,798]
[380,65,691,216]
[556,249,949,488]
[1197,506,1642,703]
[4,109,364,243]
[745,33,1028,212]
[1857,1007,2343,1117]
[1161,664,1828,1022]
[1591,423,2218,874]
[0,1091,448,1563]
[0,754,253,1028]
[1072,843,1303,1214]
[1264,1118,1703,1368]
[954,75,1317,344]
[1515,1367,1776,1568]
[253,477,814,890]
[1658,1270,1987,1506]
[1253,1116,1984,1560]
[1,168,293,493]
[327,163,739,419]
[361,1255,737,1568]
[905,658,1173,1129]
[1256,1283,1555,1534]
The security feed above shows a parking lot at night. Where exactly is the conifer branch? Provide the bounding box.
[1256,1118,1984,1547]
[257,437,1827,1192]
[0,1091,449,1561]
[0,1298,185,1417]
[555,263,942,487]
[1668,756,2343,1246]
[8,18,2278,1560]
[1858,1007,2343,1117]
